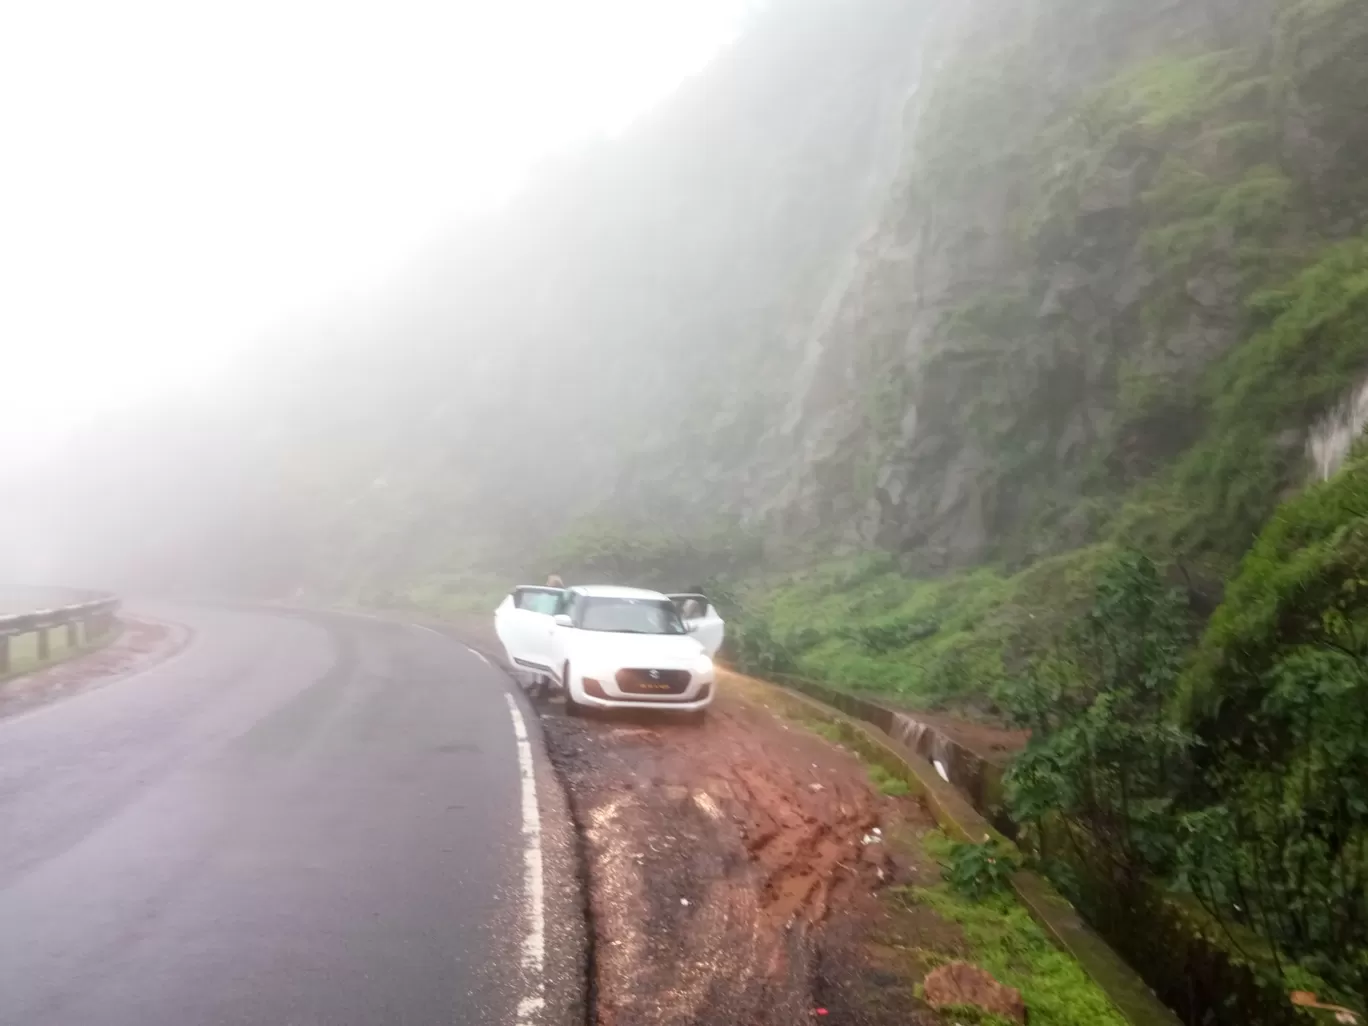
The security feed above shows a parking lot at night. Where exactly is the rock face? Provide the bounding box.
[729,0,1283,568]
[923,961,1028,1023]
[673,0,1368,573]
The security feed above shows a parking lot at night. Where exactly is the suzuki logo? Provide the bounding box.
[649,670,660,680]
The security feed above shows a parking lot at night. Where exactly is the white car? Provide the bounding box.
[494,585,725,715]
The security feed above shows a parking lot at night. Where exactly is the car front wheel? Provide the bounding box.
[563,663,583,716]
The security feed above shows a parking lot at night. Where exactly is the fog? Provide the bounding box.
[0,0,923,598]
[0,0,747,461]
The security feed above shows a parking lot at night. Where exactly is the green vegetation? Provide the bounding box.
[908,886,1127,1026]
[998,552,1193,879]
[938,836,1022,901]
[906,832,1129,1026]
[539,517,762,592]
[1175,457,1368,1006]
[868,762,912,798]
[992,545,1367,1012]
[389,573,511,616]
[724,545,1117,715]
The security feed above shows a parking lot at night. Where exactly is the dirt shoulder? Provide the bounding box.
[535,667,1135,1026]
[538,681,959,1026]
[0,617,190,721]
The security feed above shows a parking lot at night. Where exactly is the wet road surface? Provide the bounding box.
[0,603,574,1026]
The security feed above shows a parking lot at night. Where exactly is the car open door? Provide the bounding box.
[494,586,563,672]
[668,593,725,657]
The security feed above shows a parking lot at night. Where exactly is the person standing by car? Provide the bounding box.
[546,574,564,588]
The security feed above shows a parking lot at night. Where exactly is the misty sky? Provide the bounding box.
[0,0,747,465]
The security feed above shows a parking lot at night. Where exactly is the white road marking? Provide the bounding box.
[505,693,546,1025]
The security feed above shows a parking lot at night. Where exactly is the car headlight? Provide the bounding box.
[694,654,714,676]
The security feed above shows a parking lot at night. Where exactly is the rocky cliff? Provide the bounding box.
[741,0,1368,579]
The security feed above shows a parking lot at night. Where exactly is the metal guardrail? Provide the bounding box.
[0,595,120,675]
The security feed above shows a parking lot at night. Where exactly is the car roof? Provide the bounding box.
[571,585,671,601]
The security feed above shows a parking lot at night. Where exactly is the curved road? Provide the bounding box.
[0,603,581,1026]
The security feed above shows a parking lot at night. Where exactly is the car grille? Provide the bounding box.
[616,668,692,695]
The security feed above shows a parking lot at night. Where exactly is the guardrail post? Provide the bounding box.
[37,627,50,661]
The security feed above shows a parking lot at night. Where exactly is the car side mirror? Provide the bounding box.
[685,621,699,632]
[553,614,573,628]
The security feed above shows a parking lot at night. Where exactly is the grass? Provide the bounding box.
[869,763,912,797]
[806,719,846,744]
[780,704,920,797]
[728,545,1117,716]
[905,831,1130,1026]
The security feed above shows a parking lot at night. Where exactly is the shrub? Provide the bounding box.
[1177,455,1368,1008]
[998,550,1194,880]
[940,838,1022,901]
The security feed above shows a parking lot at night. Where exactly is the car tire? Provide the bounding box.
[563,663,583,717]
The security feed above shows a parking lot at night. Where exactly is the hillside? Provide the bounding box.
[700,0,1368,714]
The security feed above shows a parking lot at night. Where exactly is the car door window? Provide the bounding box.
[522,590,559,614]
[555,591,576,618]
[512,587,562,614]
[667,594,726,656]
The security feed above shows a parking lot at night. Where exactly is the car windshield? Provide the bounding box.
[578,597,686,635]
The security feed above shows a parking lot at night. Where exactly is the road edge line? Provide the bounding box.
[505,693,547,1024]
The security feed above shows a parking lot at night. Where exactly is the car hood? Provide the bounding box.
[566,630,707,670]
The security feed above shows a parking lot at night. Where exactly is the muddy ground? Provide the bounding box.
[537,680,966,1026]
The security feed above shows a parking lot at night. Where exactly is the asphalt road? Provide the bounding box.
[0,603,580,1026]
